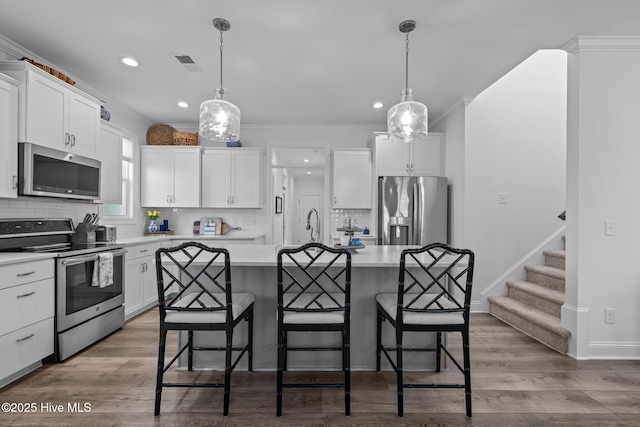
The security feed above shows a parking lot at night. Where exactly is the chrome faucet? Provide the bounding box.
[305,208,320,244]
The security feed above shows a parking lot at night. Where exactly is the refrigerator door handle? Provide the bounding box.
[412,181,420,245]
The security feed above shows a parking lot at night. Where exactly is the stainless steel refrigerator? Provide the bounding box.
[378,176,448,245]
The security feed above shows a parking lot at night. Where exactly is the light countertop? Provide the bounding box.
[163,244,463,268]
[0,252,57,267]
[117,233,266,246]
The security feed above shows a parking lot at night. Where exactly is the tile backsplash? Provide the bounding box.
[154,207,267,235]
[330,209,373,233]
[0,198,99,225]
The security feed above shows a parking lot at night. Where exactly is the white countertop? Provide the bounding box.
[117,233,266,246]
[0,241,459,269]
[0,252,57,267]
[164,244,463,268]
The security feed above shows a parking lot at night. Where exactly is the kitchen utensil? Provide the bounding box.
[220,222,241,235]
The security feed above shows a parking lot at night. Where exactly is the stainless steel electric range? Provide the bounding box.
[0,218,126,361]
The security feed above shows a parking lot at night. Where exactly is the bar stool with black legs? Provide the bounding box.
[154,242,254,416]
[276,242,351,416]
[376,243,475,417]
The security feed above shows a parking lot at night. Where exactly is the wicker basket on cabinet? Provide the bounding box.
[20,57,75,86]
[146,124,176,145]
[173,131,198,146]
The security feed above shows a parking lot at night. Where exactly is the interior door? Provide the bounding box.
[296,194,320,244]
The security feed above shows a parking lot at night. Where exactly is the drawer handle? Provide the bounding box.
[17,291,36,298]
[140,249,148,253]
[16,333,35,343]
[17,271,36,277]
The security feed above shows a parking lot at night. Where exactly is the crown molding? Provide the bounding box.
[169,123,388,132]
[431,95,475,129]
[562,36,640,54]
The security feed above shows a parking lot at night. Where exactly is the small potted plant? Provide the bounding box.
[147,210,160,233]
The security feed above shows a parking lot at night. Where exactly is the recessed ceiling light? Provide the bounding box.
[177,101,189,108]
[306,171,311,175]
[372,101,384,109]
[303,159,309,163]
[121,57,139,67]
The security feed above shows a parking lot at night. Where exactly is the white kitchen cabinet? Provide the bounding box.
[202,148,262,208]
[0,258,55,387]
[375,132,442,176]
[124,241,162,320]
[0,61,100,157]
[332,149,372,209]
[0,73,18,198]
[96,121,123,204]
[140,146,201,207]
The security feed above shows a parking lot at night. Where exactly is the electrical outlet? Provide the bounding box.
[605,220,616,236]
[605,308,615,324]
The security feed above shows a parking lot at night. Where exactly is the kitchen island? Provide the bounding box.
[173,244,462,371]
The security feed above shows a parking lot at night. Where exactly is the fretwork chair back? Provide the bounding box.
[276,242,351,416]
[376,243,475,417]
[154,242,254,416]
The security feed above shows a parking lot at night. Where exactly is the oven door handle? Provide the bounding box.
[60,248,127,266]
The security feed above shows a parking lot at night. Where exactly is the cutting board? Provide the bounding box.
[220,222,242,235]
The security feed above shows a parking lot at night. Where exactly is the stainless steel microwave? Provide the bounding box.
[18,142,101,200]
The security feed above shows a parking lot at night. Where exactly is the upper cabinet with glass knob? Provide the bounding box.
[0,61,100,158]
[375,132,442,176]
[0,73,19,199]
[332,149,372,209]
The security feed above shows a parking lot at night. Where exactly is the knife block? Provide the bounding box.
[72,225,96,244]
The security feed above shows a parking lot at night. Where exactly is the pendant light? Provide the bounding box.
[199,18,241,143]
[387,20,428,143]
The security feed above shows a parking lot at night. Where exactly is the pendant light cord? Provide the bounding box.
[219,29,224,89]
[405,33,410,90]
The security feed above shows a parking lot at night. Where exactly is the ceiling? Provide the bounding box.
[1,0,640,129]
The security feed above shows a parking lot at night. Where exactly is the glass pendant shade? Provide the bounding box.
[387,89,428,143]
[199,88,241,142]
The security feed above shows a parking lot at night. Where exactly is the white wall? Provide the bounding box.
[432,97,470,248]
[563,37,640,359]
[462,50,568,306]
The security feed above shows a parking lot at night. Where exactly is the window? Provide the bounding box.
[103,135,135,221]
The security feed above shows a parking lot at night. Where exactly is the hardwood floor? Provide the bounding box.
[1,310,639,426]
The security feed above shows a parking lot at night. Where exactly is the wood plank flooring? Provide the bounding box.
[1,310,639,426]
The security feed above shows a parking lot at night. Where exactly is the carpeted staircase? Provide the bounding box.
[487,237,570,353]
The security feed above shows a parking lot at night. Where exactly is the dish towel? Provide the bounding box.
[91,252,114,288]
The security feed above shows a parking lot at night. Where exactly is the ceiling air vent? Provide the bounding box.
[172,54,201,72]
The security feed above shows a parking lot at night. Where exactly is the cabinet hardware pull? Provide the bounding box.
[12,175,18,189]
[16,333,35,343]
[406,164,409,172]
[410,163,413,172]
[16,271,36,277]
[231,196,235,204]
[65,133,70,146]
[166,195,170,203]
[140,249,148,253]
[71,134,76,146]
[17,291,36,298]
